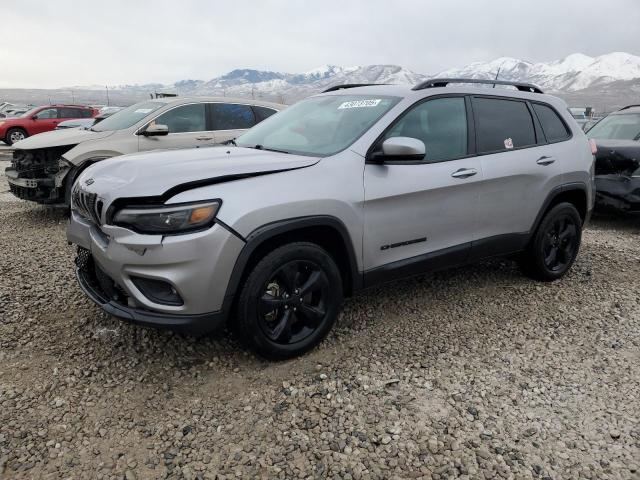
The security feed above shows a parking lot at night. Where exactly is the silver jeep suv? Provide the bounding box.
[67,79,595,359]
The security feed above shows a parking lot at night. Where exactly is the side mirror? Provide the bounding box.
[370,137,426,163]
[31,115,39,120]
[141,123,169,136]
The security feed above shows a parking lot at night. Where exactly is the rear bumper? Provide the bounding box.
[75,255,225,335]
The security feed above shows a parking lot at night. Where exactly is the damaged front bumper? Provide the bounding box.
[594,175,640,212]
[5,149,72,206]
[68,209,244,335]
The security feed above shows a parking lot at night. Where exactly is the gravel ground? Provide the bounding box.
[0,157,639,479]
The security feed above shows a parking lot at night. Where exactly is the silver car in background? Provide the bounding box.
[67,79,594,359]
[5,97,285,206]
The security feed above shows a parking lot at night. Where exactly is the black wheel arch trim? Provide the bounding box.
[529,181,590,235]
[223,215,362,307]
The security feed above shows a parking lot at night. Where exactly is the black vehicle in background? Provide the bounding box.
[587,105,640,212]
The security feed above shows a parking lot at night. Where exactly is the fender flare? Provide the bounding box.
[222,215,362,306]
[529,181,589,235]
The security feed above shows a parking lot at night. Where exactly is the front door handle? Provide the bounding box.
[536,155,555,166]
[196,136,213,141]
[451,168,478,179]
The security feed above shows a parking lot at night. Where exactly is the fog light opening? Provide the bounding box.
[131,276,184,306]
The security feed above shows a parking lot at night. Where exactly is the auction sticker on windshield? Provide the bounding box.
[338,99,382,109]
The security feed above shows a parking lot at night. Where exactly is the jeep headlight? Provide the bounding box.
[113,201,221,234]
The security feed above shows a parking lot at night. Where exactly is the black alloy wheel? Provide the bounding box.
[237,242,343,359]
[541,214,578,272]
[258,260,330,344]
[519,202,582,281]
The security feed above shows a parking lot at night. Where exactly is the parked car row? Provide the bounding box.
[5,97,284,205]
[0,104,99,145]
[55,107,124,130]
[0,102,34,119]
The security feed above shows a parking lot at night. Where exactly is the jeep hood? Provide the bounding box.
[77,146,320,202]
[14,128,116,150]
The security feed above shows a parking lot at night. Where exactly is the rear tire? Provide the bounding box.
[519,202,582,281]
[5,128,27,146]
[235,242,343,359]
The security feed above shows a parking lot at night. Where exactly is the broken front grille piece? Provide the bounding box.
[72,185,101,224]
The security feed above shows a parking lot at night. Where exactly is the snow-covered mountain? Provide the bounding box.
[108,52,640,101]
[171,64,428,102]
[437,52,640,92]
[9,52,640,110]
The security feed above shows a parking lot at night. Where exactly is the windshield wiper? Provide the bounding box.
[223,138,237,146]
[252,144,290,154]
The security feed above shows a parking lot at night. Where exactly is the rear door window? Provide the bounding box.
[212,103,256,130]
[532,103,571,142]
[153,103,206,133]
[473,97,536,153]
[60,108,85,118]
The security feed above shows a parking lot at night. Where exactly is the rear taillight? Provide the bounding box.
[589,139,598,155]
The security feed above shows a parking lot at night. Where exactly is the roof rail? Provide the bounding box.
[618,104,640,111]
[412,78,544,94]
[322,83,386,93]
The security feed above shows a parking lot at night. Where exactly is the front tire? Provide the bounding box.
[236,242,343,359]
[5,128,27,146]
[519,202,582,281]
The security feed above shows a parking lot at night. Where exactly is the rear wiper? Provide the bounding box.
[252,144,290,154]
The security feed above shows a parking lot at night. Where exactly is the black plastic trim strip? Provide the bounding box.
[413,78,544,94]
[215,218,246,242]
[364,242,471,287]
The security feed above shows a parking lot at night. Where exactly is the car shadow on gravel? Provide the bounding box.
[589,211,640,232]
[5,205,68,225]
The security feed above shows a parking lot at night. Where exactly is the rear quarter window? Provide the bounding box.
[532,103,571,142]
[473,97,536,153]
[253,106,278,123]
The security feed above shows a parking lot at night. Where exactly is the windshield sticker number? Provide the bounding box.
[134,108,154,114]
[338,99,382,109]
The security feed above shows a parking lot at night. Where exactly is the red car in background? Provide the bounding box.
[0,105,99,145]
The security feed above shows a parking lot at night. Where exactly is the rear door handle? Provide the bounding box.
[451,168,478,179]
[536,155,555,166]
[196,136,213,141]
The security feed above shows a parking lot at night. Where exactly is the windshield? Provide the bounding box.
[20,107,40,118]
[587,113,640,141]
[91,101,164,132]
[235,94,400,156]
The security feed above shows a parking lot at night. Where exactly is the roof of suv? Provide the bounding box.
[318,83,558,104]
